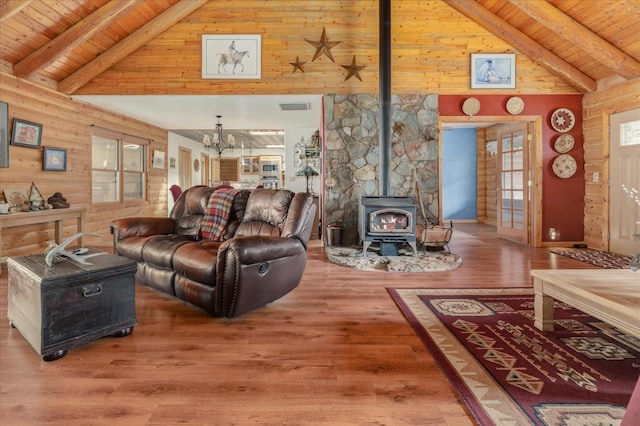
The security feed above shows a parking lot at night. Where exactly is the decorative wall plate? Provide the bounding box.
[325,177,336,189]
[552,154,577,178]
[193,158,200,172]
[4,188,27,212]
[462,98,480,117]
[550,108,575,132]
[554,134,575,153]
[506,97,524,115]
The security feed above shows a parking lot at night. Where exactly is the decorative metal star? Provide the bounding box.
[305,28,342,62]
[289,56,306,73]
[341,56,366,81]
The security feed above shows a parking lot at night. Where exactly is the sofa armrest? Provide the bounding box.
[110,217,177,240]
[215,235,307,317]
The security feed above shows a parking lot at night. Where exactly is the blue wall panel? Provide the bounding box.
[442,128,477,220]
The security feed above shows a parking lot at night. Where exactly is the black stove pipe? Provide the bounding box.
[379,0,391,196]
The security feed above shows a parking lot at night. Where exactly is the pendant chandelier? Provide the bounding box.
[202,115,235,156]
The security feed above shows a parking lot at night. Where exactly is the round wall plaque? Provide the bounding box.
[554,134,575,153]
[550,108,575,132]
[462,98,481,117]
[506,97,524,115]
[194,159,200,172]
[552,154,577,178]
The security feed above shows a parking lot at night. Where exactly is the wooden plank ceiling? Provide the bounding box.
[1,0,639,94]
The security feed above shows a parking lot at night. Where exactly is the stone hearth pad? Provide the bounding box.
[325,245,462,272]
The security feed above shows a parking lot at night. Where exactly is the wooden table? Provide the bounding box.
[531,269,640,339]
[0,207,85,273]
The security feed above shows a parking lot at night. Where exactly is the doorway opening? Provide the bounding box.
[440,116,542,247]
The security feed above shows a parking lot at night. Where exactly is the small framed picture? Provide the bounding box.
[153,150,165,169]
[43,147,67,171]
[11,118,43,148]
[470,53,516,89]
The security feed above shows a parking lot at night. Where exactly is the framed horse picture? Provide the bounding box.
[202,34,261,79]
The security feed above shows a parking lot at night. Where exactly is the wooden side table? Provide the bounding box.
[7,250,137,361]
[0,206,85,273]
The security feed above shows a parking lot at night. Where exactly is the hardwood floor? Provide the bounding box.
[0,224,597,425]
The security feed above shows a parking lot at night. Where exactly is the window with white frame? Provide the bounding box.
[91,127,147,204]
[621,120,640,146]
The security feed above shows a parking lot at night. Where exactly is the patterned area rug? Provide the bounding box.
[324,245,462,272]
[388,288,640,425]
[550,247,632,269]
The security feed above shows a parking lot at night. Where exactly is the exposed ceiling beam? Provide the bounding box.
[443,0,597,93]
[14,0,139,79]
[507,0,640,80]
[57,0,209,95]
[0,0,34,24]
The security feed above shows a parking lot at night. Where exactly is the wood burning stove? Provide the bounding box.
[359,196,417,256]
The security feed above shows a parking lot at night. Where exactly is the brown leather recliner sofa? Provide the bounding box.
[109,186,316,318]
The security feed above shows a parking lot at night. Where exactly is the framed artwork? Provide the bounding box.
[3,188,27,212]
[0,101,7,167]
[11,118,43,148]
[241,156,259,175]
[153,150,165,169]
[169,157,176,169]
[43,147,67,171]
[470,53,516,89]
[202,34,261,79]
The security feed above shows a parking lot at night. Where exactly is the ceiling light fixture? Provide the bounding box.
[202,115,235,156]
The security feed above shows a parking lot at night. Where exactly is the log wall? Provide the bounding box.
[0,73,168,259]
[482,126,498,226]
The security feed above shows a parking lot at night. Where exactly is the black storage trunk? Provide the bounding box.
[7,251,137,361]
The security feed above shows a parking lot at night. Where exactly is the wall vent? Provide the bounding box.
[279,102,310,111]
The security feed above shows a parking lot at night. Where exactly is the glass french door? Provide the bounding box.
[497,123,528,244]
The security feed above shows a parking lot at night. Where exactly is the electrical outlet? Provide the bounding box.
[593,172,600,183]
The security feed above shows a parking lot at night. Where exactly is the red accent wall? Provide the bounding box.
[440,94,584,243]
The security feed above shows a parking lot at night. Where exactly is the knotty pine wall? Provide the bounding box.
[583,78,640,250]
[478,126,499,227]
[75,0,578,96]
[0,73,168,259]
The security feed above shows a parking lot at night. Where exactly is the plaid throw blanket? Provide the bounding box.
[200,187,238,241]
